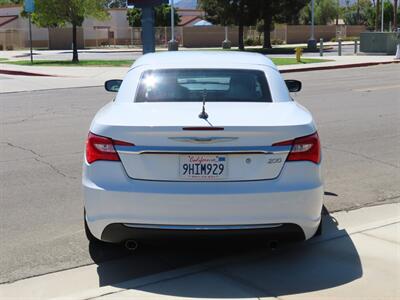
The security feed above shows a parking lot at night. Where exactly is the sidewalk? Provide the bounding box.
[1,55,398,94]
[0,203,399,300]
[0,42,356,61]
[278,55,399,72]
[0,64,128,93]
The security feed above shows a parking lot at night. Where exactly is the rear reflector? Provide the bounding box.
[86,132,134,164]
[273,132,321,164]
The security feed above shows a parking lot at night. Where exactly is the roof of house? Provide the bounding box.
[192,19,212,26]
[179,15,203,26]
[0,15,18,27]
[176,8,204,15]
[0,4,22,8]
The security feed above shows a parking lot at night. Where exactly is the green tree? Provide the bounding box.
[0,0,22,4]
[257,0,307,48]
[383,0,393,29]
[300,0,339,25]
[201,0,308,50]
[370,0,399,31]
[199,0,235,26]
[127,7,141,27]
[276,0,308,25]
[235,0,256,50]
[127,4,180,27]
[383,0,400,30]
[29,0,109,62]
[200,0,256,50]
[342,0,375,28]
[255,1,279,48]
[155,3,181,26]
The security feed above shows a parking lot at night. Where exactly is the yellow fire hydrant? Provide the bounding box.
[295,47,303,63]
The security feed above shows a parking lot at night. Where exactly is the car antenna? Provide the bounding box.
[199,89,209,120]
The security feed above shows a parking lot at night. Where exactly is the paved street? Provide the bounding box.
[1,49,143,62]
[1,64,399,284]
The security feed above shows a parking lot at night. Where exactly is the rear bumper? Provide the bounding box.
[101,223,305,243]
[83,160,323,242]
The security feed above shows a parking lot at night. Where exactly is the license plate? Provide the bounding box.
[179,154,227,179]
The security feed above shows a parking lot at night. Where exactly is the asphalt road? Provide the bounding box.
[1,64,399,284]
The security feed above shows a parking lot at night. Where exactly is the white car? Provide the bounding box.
[83,51,323,247]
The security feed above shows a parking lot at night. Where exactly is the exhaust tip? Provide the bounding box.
[125,239,138,251]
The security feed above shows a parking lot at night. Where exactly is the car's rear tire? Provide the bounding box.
[84,210,101,243]
[314,218,322,237]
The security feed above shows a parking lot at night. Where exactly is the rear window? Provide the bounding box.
[135,69,272,103]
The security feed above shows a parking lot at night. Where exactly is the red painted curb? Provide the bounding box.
[0,69,56,77]
[1,60,398,77]
[280,60,399,73]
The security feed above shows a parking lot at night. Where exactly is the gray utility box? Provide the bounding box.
[360,32,399,54]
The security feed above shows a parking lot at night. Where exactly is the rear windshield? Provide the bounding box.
[135,69,272,103]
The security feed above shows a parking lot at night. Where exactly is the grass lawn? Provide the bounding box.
[4,57,329,67]
[3,59,134,67]
[244,46,332,54]
[270,57,330,65]
[0,58,8,61]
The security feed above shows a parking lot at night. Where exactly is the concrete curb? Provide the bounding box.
[280,60,400,73]
[49,203,400,300]
[0,85,103,95]
[1,59,399,78]
[0,203,398,299]
[0,69,57,77]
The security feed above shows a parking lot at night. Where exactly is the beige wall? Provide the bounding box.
[1,5,368,50]
[0,5,367,49]
[0,5,48,49]
[0,5,48,39]
[181,25,367,48]
[345,25,367,37]
[285,25,366,44]
[83,9,130,40]
[48,27,84,50]
[182,26,239,47]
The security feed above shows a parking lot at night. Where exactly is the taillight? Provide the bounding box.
[85,132,134,164]
[273,132,321,164]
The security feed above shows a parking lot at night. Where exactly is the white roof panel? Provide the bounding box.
[131,51,277,70]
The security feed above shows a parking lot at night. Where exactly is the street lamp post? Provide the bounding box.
[222,26,231,49]
[381,0,384,32]
[171,0,174,40]
[24,0,35,63]
[28,14,33,64]
[307,0,317,49]
[168,0,179,51]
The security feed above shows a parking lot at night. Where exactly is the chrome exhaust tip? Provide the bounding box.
[125,239,138,251]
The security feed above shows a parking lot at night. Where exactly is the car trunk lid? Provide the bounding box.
[93,102,316,181]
